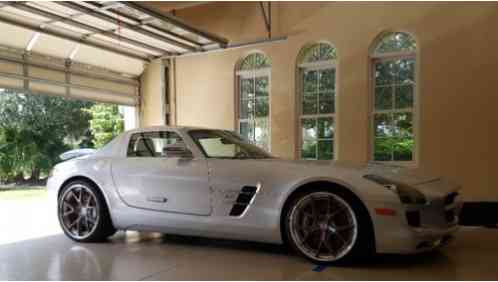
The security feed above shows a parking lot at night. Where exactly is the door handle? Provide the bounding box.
[147,196,168,203]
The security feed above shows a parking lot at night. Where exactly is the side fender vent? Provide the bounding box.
[229,186,257,216]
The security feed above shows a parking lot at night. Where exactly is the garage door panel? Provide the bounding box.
[0,6,50,23]
[119,29,187,53]
[71,75,137,96]
[32,34,76,59]
[30,81,66,96]
[70,87,137,106]
[27,2,77,17]
[0,22,33,50]
[91,34,162,57]
[29,66,65,82]
[75,14,117,30]
[0,77,23,89]
[74,44,144,76]
[0,24,139,106]
[52,22,92,35]
[0,61,22,75]
[0,57,139,106]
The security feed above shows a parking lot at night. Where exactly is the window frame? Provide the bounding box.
[297,52,338,161]
[369,33,419,166]
[235,55,272,152]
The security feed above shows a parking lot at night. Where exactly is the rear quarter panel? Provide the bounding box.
[47,156,126,226]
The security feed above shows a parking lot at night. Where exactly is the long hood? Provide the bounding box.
[361,162,460,197]
[363,162,439,186]
[253,159,460,198]
[248,158,431,184]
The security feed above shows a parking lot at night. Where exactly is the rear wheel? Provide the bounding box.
[284,189,372,264]
[58,180,116,242]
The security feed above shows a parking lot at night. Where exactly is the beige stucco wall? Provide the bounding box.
[142,2,498,200]
[140,59,164,127]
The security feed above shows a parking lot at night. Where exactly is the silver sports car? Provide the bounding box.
[48,126,461,264]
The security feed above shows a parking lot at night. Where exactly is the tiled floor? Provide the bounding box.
[1,227,497,280]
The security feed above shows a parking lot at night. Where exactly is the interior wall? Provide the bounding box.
[143,2,498,200]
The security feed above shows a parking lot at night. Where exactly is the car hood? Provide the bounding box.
[362,162,460,197]
[256,158,460,197]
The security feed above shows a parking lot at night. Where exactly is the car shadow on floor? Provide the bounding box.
[137,232,459,280]
[157,232,291,255]
[123,231,451,267]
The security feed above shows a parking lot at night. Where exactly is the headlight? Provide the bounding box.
[363,174,426,204]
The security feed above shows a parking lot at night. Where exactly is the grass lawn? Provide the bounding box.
[0,186,47,200]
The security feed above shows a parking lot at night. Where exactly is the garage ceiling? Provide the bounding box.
[0,1,228,106]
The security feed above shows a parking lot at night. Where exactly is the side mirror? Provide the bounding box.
[163,143,193,159]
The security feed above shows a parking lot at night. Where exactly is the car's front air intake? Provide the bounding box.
[445,192,458,205]
[229,186,257,216]
[405,192,459,228]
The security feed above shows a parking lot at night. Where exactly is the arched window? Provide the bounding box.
[236,52,271,151]
[370,32,417,162]
[297,42,337,160]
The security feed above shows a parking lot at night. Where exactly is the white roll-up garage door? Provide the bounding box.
[0,48,139,106]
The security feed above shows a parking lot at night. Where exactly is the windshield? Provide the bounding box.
[188,129,273,159]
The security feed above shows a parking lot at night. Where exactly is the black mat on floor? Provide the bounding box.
[459,202,498,227]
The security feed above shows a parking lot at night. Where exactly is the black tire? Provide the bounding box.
[283,188,374,265]
[58,180,116,242]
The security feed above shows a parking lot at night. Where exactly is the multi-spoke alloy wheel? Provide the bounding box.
[286,191,360,263]
[58,180,115,242]
[59,184,100,240]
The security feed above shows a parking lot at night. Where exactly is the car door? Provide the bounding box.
[188,129,273,217]
[111,130,211,216]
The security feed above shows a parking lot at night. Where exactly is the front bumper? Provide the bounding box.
[409,225,458,252]
[374,192,462,254]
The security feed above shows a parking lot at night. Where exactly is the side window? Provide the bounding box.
[198,137,238,158]
[127,131,182,157]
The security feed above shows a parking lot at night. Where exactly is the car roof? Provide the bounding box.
[124,125,229,134]
[92,126,236,158]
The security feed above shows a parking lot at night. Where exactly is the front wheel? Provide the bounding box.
[58,180,116,242]
[284,190,371,264]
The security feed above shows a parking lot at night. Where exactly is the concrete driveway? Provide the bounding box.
[0,190,61,245]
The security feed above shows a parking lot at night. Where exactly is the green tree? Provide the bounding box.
[86,104,124,148]
[0,91,93,183]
